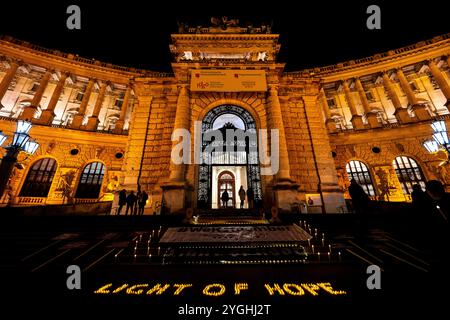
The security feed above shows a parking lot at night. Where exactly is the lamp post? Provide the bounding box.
[0,120,40,199]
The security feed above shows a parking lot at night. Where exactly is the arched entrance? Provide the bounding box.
[217,171,235,208]
[197,105,262,209]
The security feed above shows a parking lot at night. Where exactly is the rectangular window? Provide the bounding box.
[327,98,336,108]
[365,91,375,102]
[76,91,84,102]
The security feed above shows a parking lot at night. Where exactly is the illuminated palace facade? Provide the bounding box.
[0,24,450,214]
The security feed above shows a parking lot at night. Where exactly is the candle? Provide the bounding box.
[338,251,342,262]
[327,252,331,262]
[318,252,321,261]
[307,239,311,247]
[312,245,315,254]
[328,244,332,253]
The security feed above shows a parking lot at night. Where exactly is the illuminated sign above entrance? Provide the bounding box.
[190,70,267,92]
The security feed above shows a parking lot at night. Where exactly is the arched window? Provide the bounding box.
[393,156,426,194]
[345,160,376,196]
[75,162,105,199]
[20,158,57,197]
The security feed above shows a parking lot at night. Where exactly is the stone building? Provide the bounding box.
[0,22,449,214]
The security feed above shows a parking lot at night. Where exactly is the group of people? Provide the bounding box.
[221,186,254,209]
[349,178,449,222]
[117,189,149,215]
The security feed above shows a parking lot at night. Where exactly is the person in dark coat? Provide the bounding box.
[425,180,449,223]
[411,183,432,218]
[238,186,246,209]
[348,178,370,240]
[247,187,254,209]
[348,178,370,214]
[138,191,148,215]
[221,190,230,208]
[125,191,137,215]
[117,189,127,215]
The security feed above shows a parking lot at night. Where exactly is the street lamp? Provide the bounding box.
[423,120,450,156]
[431,120,449,148]
[0,120,40,199]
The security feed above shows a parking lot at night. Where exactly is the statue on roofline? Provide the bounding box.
[210,16,239,30]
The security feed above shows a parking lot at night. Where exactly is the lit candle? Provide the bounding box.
[312,245,315,254]
[327,252,331,262]
[328,244,332,253]
[338,251,342,262]
[318,252,321,261]
[307,239,311,247]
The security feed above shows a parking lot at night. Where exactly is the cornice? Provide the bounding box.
[0,35,173,83]
[284,33,450,81]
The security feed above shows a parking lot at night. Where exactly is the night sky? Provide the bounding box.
[0,0,448,72]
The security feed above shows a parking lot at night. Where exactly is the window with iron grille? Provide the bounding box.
[345,160,376,196]
[75,162,105,198]
[19,158,57,197]
[392,156,426,194]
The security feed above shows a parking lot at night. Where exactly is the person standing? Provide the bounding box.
[117,189,127,215]
[238,186,246,209]
[348,178,370,240]
[138,191,148,215]
[125,191,137,215]
[221,190,230,208]
[247,187,254,209]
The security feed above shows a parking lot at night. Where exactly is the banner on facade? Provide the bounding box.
[190,70,267,92]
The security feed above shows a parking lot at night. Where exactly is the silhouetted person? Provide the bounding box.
[411,183,432,218]
[348,179,370,240]
[117,189,127,215]
[238,186,246,209]
[138,191,148,215]
[426,180,449,223]
[247,187,254,209]
[348,178,370,214]
[134,191,141,215]
[125,191,137,215]
[221,190,230,208]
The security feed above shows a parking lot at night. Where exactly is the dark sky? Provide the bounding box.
[0,0,448,72]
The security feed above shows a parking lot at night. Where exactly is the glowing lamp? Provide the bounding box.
[423,139,440,153]
[0,131,7,146]
[23,140,40,155]
[431,120,449,145]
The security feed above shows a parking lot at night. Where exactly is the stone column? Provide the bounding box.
[382,72,411,123]
[267,85,291,181]
[319,88,337,132]
[20,70,52,120]
[343,80,364,130]
[37,72,68,125]
[397,68,430,120]
[355,77,380,128]
[428,59,450,108]
[161,85,192,214]
[303,95,347,213]
[86,82,108,131]
[71,78,95,129]
[113,85,132,133]
[0,61,19,107]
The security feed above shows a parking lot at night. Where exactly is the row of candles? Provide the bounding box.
[298,220,342,263]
